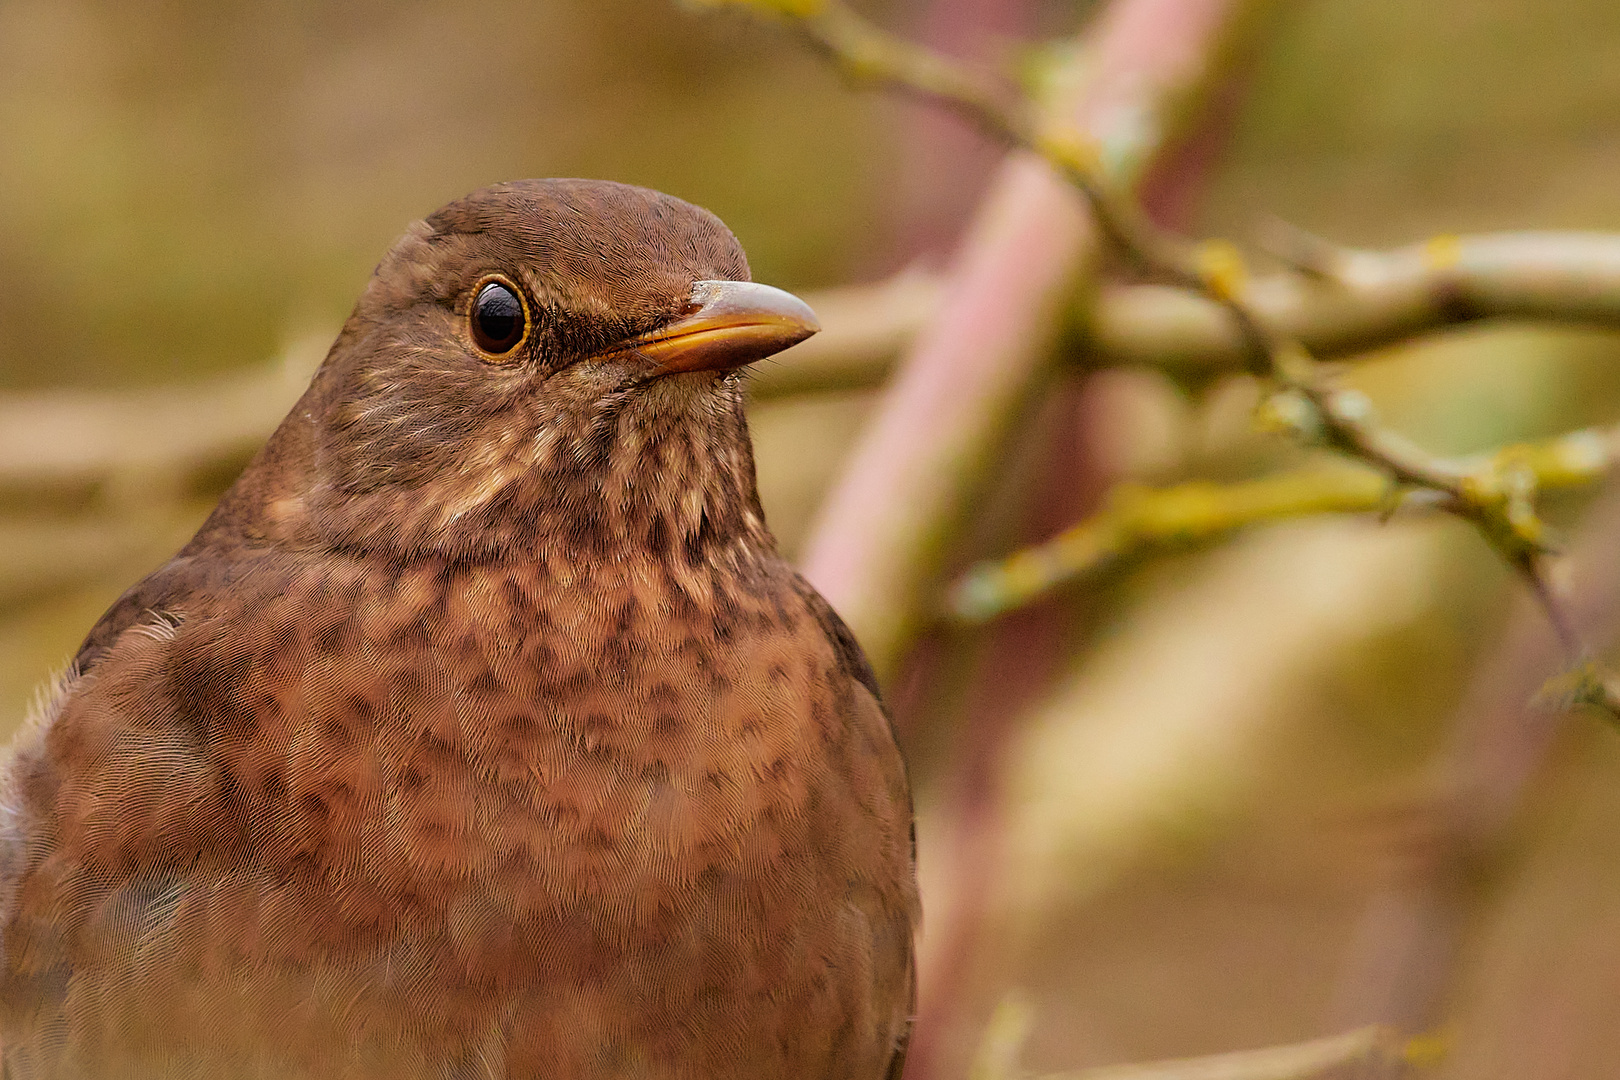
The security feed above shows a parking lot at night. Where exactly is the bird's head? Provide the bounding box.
[221,179,818,564]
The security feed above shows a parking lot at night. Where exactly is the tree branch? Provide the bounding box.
[949,425,1620,623]
[1092,231,1620,375]
[967,991,1409,1080]
[1047,1026,1408,1080]
[748,269,940,398]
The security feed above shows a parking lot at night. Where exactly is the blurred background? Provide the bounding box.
[5,0,1620,1077]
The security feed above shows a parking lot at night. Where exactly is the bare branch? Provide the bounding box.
[792,2,1037,145]
[14,228,1620,501]
[1093,231,1620,375]
[0,353,319,496]
[1046,1026,1408,1080]
[965,981,1407,1080]
[950,425,1620,623]
[1326,479,1620,1037]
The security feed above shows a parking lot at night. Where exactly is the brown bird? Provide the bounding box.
[0,179,917,1079]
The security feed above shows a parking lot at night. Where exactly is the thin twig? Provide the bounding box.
[1047,1025,1410,1080]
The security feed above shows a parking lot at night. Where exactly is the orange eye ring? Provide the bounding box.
[467,275,531,359]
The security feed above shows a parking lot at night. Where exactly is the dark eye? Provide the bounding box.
[469,279,528,356]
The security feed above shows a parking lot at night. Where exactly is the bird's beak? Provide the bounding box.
[617,280,820,376]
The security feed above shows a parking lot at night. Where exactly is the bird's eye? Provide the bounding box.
[469,278,529,357]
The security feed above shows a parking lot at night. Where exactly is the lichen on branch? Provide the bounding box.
[950,425,1620,623]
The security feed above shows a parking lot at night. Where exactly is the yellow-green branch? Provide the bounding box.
[950,426,1620,623]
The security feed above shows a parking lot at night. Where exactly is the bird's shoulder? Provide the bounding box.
[71,537,280,673]
[781,570,884,703]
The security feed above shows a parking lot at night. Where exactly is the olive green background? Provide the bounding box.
[5,1,1620,1077]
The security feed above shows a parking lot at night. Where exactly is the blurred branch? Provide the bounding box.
[0,353,318,497]
[967,991,1410,1080]
[793,1,1036,143]
[1328,478,1620,1037]
[0,514,207,621]
[950,425,1620,623]
[1092,231,1620,376]
[759,0,1226,280]
[1051,1026,1410,1080]
[1541,660,1620,727]
[769,228,1620,395]
[762,229,1620,392]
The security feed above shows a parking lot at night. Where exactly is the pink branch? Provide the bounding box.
[798,0,1273,681]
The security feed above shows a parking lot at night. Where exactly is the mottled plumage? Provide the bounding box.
[0,179,917,1079]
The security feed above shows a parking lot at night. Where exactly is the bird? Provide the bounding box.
[0,179,918,1079]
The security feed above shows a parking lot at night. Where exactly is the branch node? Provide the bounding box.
[1193,239,1251,303]
[1458,456,1559,560]
[1422,233,1465,274]
[1538,660,1620,724]
[1253,388,1323,442]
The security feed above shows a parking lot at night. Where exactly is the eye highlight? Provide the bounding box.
[468,277,529,358]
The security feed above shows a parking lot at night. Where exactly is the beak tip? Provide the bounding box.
[628,280,825,376]
[789,315,821,345]
[766,289,820,353]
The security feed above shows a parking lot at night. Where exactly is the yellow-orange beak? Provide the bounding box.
[618,280,820,376]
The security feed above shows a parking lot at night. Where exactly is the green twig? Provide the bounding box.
[950,426,1620,624]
